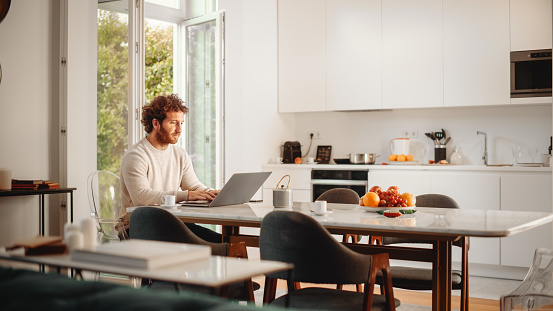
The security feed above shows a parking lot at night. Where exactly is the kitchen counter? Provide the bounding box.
[263,163,551,172]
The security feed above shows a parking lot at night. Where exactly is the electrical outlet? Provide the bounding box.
[309,131,322,139]
[402,130,418,139]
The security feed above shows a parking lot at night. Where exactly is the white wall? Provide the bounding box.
[218,0,295,186]
[0,0,96,247]
[0,0,58,245]
[293,104,552,165]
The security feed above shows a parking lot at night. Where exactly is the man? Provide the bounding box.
[119,94,221,242]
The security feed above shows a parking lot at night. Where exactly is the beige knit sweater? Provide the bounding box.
[119,137,212,216]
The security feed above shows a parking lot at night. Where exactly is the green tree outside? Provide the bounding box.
[97,10,174,174]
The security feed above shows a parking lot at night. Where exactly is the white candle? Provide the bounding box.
[66,231,84,250]
[81,218,98,248]
[0,168,11,190]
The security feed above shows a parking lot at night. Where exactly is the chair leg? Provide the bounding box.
[367,253,396,311]
[460,237,469,311]
[263,276,277,304]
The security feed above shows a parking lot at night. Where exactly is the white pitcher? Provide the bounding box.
[389,138,410,155]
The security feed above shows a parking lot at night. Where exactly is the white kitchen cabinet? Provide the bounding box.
[368,170,431,196]
[381,0,443,109]
[443,0,510,107]
[510,0,552,51]
[277,0,326,113]
[325,0,381,111]
[500,173,553,268]
[262,166,312,203]
[431,172,501,265]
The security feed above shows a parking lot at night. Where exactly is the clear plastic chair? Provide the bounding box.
[87,170,128,244]
[501,248,553,311]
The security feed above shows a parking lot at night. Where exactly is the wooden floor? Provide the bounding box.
[252,276,501,311]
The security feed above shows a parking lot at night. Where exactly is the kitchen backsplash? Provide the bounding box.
[292,104,552,166]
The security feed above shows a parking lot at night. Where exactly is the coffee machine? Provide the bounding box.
[282,141,302,163]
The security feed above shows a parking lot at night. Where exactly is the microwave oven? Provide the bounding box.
[510,49,552,98]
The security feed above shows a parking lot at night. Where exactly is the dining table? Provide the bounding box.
[128,202,553,311]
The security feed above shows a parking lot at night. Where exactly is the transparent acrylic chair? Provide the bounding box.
[501,248,553,311]
[86,170,136,285]
[87,170,128,244]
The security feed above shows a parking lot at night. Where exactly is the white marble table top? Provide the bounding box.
[129,202,553,238]
[0,251,291,288]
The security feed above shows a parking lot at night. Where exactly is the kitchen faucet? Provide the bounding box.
[477,131,488,165]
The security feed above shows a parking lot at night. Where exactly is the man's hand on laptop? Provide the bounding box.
[188,190,218,201]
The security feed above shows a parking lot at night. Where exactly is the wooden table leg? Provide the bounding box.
[221,225,239,243]
[433,240,452,311]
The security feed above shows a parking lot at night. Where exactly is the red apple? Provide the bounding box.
[387,186,400,195]
[369,186,382,194]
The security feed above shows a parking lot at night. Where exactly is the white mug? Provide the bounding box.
[161,195,176,207]
[275,157,283,164]
[307,157,315,164]
[314,200,327,215]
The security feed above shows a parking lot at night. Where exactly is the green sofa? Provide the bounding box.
[0,266,289,311]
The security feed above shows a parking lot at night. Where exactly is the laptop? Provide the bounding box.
[179,172,271,207]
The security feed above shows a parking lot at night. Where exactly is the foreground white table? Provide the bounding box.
[0,251,292,293]
[129,202,553,311]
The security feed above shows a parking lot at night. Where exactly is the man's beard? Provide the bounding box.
[156,125,180,145]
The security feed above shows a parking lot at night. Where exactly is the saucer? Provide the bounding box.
[160,204,181,209]
[310,210,333,216]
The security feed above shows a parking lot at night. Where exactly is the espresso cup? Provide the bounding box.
[314,200,327,215]
[307,157,315,164]
[161,195,176,207]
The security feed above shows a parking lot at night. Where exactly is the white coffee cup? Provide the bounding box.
[307,157,315,164]
[389,138,410,155]
[161,194,176,207]
[275,157,283,164]
[314,200,327,215]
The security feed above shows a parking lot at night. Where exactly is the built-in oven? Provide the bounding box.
[511,49,552,98]
[311,169,368,201]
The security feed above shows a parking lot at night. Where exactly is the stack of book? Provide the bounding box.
[11,179,61,190]
[70,240,211,270]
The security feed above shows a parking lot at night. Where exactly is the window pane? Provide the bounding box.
[186,20,218,188]
[97,9,129,173]
[145,19,175,102]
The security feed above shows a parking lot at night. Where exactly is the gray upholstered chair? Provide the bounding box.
[373,193,469,311]
[316,188,363,291]
[260,210,400,311]
[129,206,257,302]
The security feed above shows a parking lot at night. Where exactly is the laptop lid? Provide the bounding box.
[180,172,271,207]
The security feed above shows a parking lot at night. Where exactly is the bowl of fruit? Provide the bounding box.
[360,185,416,214]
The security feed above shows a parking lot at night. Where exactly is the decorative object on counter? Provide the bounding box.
[274,156,283,164]
[273,175,293,208]
[282,141,301,163]
[0,167,11,190]
[528,148,539,163]
[315,145,332,164]
[450,146,463,165]
[512,146,523,166]
[306,157,315,164]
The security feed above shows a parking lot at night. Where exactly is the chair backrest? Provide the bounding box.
[260,211,373,284]
[87,170,122,220]
[87,170,127,243]
[382,193,461,246]
[129,206,229,256]
[501,248,553,311]
[316,188,360,204]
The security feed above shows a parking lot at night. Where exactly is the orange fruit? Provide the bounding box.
[294,157,302,164]
[397,154,407,161]
[388,154,398,161]
[362,192,380,207]
[400,192,416,207]
[406,154,414,161]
